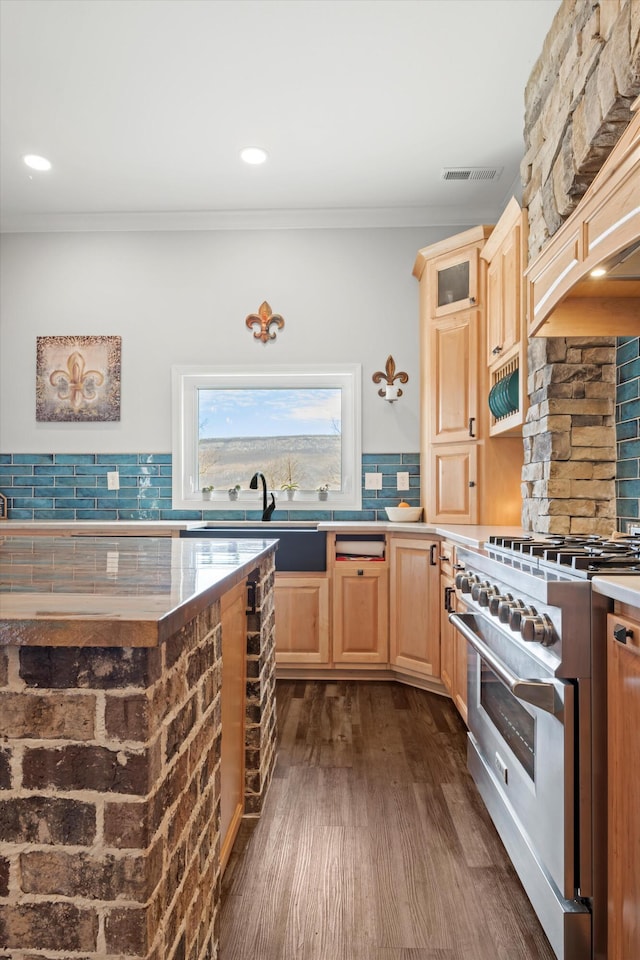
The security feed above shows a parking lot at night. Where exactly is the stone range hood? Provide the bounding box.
[521,0,639,536]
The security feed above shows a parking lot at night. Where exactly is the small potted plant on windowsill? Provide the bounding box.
[317,484,329,501]
[228,484,241,501]
[202,485,214,501]
[281,480,299,501]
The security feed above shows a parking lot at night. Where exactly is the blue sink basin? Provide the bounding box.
[180,527,326,571]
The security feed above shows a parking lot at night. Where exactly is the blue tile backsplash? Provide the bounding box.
[0,452,420,523]
[616,336,640,532]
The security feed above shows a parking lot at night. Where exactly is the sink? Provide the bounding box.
[180,526,326,571]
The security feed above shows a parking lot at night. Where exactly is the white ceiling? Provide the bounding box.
[0,0,562,232]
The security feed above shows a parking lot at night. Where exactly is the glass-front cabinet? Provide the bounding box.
[427,243,482,317]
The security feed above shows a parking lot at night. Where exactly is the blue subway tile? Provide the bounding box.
[617,419,638,441]
[616,337,640,365]
[617,458,639,479]
[12,475,52,487]
[13,454,53,464]
[617,478,640,499]
[0,454,10,464]
[54,498,96,510]
[117,509,160,520]
[620,398,640,422]
[401,453,420,464]
[139,454,172,464]
[34,509,76,520]
[11,498,54,508]
[96,498,140,510]
[75,510,118,520]
[0,465,32,476]
[616,498,639,519]
[619,438,640,460]
[55,454,96,464]
[7,508,34,519]
[619,356,640,383]
[96,454,138,464]
[159,510,203,520]
[34,464,75,476]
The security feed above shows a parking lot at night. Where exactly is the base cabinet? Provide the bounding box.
[607,610,640,960]
[389,537,440,679]
[439,541,467,723]
[274,574,330,665]
[332,564,388,664]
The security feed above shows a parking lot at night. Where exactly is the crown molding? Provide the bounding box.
[0,203,503,234]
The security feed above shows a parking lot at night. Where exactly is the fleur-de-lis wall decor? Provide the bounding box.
[245,301,285,343]
[372,355,409,402]
[49,351,104,409]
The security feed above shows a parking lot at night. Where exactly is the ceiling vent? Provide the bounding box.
[441,166,503,182]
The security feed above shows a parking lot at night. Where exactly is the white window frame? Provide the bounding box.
[171,363,362,512]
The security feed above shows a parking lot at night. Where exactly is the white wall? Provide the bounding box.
[0,225,465,454]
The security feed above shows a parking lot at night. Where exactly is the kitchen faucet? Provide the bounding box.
[250,471,276,521]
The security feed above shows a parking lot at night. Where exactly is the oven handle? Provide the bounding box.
[449,612,564,718]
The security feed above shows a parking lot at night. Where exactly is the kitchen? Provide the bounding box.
[1,1,639,959]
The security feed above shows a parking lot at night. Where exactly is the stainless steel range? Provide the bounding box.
[449,533,640,960]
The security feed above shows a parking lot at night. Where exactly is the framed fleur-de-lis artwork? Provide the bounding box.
[36,335,121,422]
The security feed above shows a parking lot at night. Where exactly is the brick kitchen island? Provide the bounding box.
[0,535,278,960]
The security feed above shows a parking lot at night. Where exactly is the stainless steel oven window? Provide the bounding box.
[480,662,535,780]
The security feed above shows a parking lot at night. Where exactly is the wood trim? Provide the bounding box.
[413,224,493,279]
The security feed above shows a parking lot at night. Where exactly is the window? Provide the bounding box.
[172,364,362,511]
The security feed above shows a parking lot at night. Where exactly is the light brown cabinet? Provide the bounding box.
[332,562,388,665]
[274,574,330,665]
[607,610,640,960]
[389,536,440,680]
[220,579,247,873]
[426,241,482,318]
[481,198,528,437]
[414,226,524,526]
[429,310,479,444]
[438,540,467,723]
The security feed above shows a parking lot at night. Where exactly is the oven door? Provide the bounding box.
[450,612,591,960]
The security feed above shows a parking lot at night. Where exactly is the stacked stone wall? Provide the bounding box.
[522,0,638,533]
[0,553,277,959]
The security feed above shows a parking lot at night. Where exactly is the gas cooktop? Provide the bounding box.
[487,534,640,578]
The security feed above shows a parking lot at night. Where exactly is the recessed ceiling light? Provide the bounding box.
[590,267,607,278]
[23,154,52,172]
[240,147,268,165]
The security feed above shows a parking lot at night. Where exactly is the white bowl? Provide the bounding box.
[385,506,423,523]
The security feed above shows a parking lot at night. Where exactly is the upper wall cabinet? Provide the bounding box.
[414,227,492,318]
[526,106,640,337]
[480,198,528,437]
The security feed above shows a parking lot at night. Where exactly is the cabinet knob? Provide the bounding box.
[492,345,503,355]
[468,481,476,488]
[468,417,476,438]
[613,623,633,644]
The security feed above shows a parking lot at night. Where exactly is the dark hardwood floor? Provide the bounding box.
[220,680,555,960]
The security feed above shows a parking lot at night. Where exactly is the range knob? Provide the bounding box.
[498,598,523,624]
[477,585,499,607]
[520,614,555,646]
[489,592,513,616]
[471,580,490,601]
[509,605,537,631]
[456,572,479,594]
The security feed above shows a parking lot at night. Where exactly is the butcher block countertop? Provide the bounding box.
[0,535,277,647]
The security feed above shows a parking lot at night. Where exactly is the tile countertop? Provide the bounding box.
[0,535,277,647]
[591,575,640,608]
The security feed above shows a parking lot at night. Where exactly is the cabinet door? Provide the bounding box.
[487,220,522,366]
[427,443,478,524]
[440,572,455,695]
[427,245,481,317]
[607,612,640,959]
[220,580,247,873]
[274,574,330,665]
[333,565,388,664]
[389,538,440,678]
[429,311,479,444]
[453,616,468,725]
